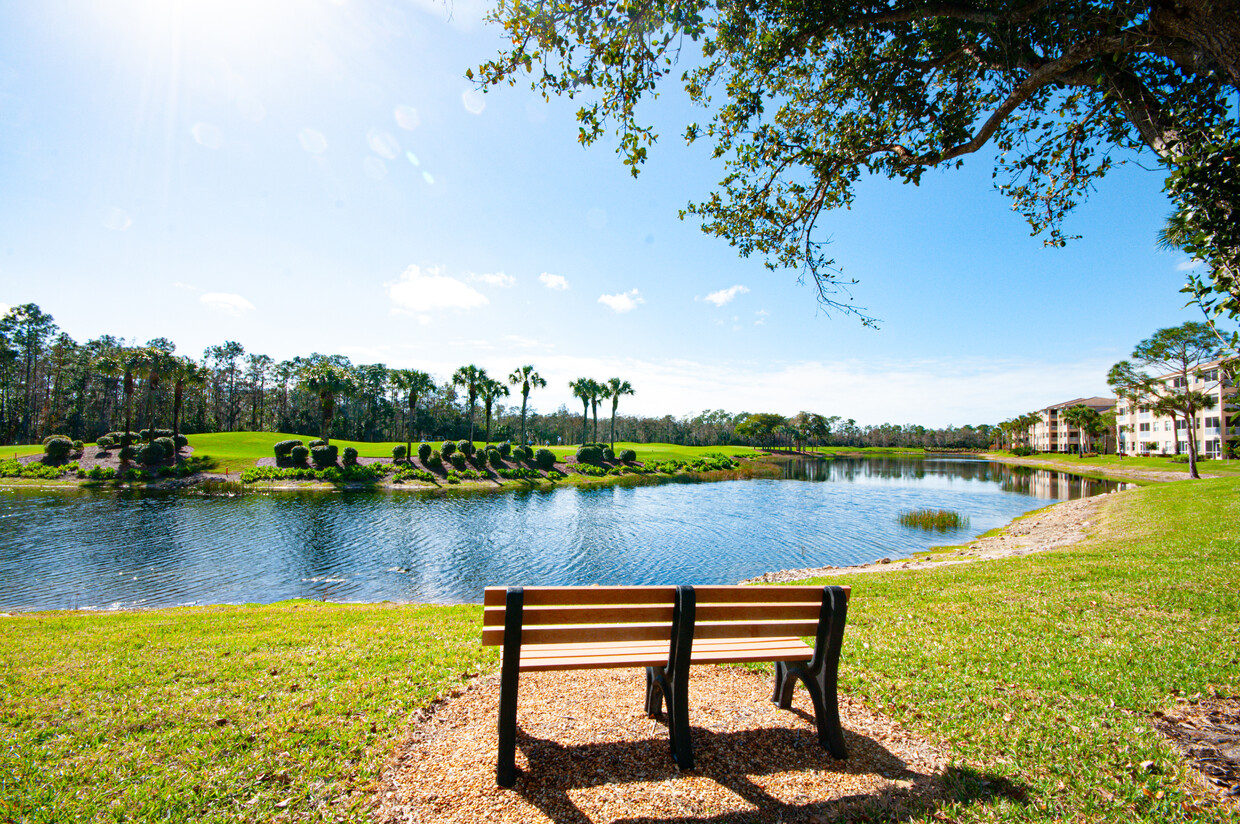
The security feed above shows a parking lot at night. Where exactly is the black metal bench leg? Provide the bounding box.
[497,587,524,788]
[769,585,848,759]
[646,666,666,716]
[664,585,696,770]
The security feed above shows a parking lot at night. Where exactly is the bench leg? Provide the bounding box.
[770,585,848,759]
[645,666,665,716]
[497,587,524,788]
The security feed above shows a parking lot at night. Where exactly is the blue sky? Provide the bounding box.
[0,0,1210,427]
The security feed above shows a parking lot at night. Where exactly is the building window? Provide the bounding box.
[1139,423,1151,432]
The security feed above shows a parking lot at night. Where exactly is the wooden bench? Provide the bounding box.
[482,584,850,787]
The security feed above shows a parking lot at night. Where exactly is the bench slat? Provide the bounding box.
[483,618,822,646]
[516,636,810,656]
[482,601,824,627]
[518,639,814,671]
[482,584,848,607]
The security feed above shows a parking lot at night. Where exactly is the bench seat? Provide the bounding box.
[515,636,815,671]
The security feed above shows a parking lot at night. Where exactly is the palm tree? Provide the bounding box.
[1061,404,1100,455]
[298,360,355,443]
[92,350,125,435]
[119,347,149,442]
[390,369,435,460]
[452,364,487,443]
[604,377,634,449]
[568,378,593,445]
[480,377,510,444]
[508,365,545,447]
[141,347,177,438]
[170,357,208,449]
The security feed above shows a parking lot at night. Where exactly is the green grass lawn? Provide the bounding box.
[3,477,1236,821]
[989,449,1240,477]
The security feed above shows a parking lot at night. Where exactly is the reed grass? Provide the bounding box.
[898,507,970,530]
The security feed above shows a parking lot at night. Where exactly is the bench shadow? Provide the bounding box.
[510,721,1028,824]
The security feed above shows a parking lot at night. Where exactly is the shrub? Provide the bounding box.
[86,465,116,481]
[497,441,512,457]
[441,440,456,458]
[1010,446,1036,457]
[602,447,615,462]
[546,469,565,481]
[457,439,475,457]
[425,453,444,471]
[392,444,407,460]
[510,445,529,462]
[576,445,603,465]
[342,446,359,466]
[574,463,607,476]
[274,439,303,460]
[449,452,467,470]
[489,449,505,468]
[535,448,556,470]
[43,437,73,461]
[311,444,339,468]
[498,466,541,480]
[446,472,461,484]
[418,443,433,462]
[618,448,636,462]
[119,444,138,461]
[135,441,167,465]
[174,434,188,449]
[71,439,84,453]
[290,445,310,465]
[308,439,327,448]
[42,434,70,446]
[96,435,112,450]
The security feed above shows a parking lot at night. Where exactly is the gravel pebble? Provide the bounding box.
[376,666,948,823]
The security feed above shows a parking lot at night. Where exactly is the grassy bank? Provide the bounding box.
[988,449,1240,478]
[3,479,1236,822]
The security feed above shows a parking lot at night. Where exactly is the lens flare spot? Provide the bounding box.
[299,127,328,154]
[191,122,223,149]
[421,171,435,185]
[461,89,486,115]
[102,207,132,232]
[394,104,420,131]
[363,156,387,180]
[406,151,420,166]
[367,129,399,159]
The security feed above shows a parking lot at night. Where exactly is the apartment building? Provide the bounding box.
[1114,359,1236,457]
[1028,397,1115,453]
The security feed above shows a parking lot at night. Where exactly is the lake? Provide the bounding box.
[0,457,1125,612]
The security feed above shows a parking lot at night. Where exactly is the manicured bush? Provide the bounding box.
[290,445,310,465]
[457,439,474,457]
[71,439,84,453]
[153,437,175,461]
[446,472,461,484]
[308,439,327,449]
[1010,446,1036,457]
[510,445,528,462]
[497,441,512,457]
[119,444,138,461]
[488,449,505,468]
[618,448,636,462]
[576,445,603,465]
[135,441,167,465]
[441,440,456,458]
[498,466,541,480]
[43,437,73,461]
[42,434,70,446]
[311,444,339,468]
[425,453,444,471]
[274,439,303,460]
[392,444,408,460]
[174,434,188,449]
[342,446,359,467]
[418,443,432,462]
[602,447,615,462]
[449,452,467,470]
[86,465,116,481]
[96,435,112,450]
[535,448,556,470]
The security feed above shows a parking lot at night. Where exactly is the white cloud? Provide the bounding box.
[598,288,644,313]
[173,281,197,291]
[387,264,488,317]
[701,284,749,307]
[539,272,569,290]
[1176,258,1203,271]
[299,127,327,154]
[200,292,255,316]
[470,271,515,287]
[461,89,486,115]
[504,334,552,350]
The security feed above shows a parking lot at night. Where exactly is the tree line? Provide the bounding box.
[0,303,995,450]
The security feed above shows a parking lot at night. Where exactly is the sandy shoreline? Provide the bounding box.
[742,489,1122,583]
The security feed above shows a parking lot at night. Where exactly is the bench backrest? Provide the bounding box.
[481,585,850,647]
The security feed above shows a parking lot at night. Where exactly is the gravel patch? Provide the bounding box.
[375,666,948,823]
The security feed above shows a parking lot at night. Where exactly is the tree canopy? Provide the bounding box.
[478,0,1239,323]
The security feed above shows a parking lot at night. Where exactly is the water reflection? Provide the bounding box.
[0,458,1126,612]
